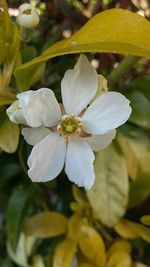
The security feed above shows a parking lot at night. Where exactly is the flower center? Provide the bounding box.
[57,115,82,139]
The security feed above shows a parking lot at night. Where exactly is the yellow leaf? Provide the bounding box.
[23,211,68,238]
[141,215,150,226]
[72,185,87,205]
[78,225,106,267]
[15,8,150,90]
[107,240,132,257]
[77,263,96,267]
[87,144,129,227]
[114,219,150,243]
[0,114,19,153]
[53,238,76,267]
[0,93,16,107]
[68,213,87,241]
[107,251,132,267]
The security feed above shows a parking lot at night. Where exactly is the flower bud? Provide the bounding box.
[6,100,27,125]
[17,3,40,28]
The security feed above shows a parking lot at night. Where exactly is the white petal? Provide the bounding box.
[22,127,50,146]
[61,54,98,115]
[65,139,95,190]
[82,92,132,135]
[17,88,61,127]
[28,133,66,182]
[84,130,116,152]
[6,100,27,125]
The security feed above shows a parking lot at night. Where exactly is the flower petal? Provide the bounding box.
[84,130,116,152]
[82,92,132,134]
[6,100,27,125]
[61,54,98,115]
[65,139,95,190]
[28,133,66,182]
[17,88,61,127]
[22,127,51,146]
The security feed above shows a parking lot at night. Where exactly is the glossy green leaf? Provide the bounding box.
[6,185,39,250]
[87,144,129,227]
[0,113,19,153]
[15,9,150,90]
[129,173,150,208]
[23,211,68,238]
[126,91,150,128]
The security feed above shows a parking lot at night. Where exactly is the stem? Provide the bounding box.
[107,56,139,88]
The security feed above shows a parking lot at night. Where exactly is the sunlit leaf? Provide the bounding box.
[114,219,150,243]
[23,211,68,238]
[15,9,150,90]
[0,113,19,153]
[78,225,106,267]
[53,238,76,267]
[87,144,129,227]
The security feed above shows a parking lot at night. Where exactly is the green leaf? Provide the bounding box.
[0,113,19,153]
[0,163,21,186]
[128,173,150,209]
[126,91,150,128]
[87,144,129,227]
[6,185,38,250]
[15,9,150,90]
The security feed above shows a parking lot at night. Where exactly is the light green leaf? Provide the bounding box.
[118,129,150,180]
[15,8,150,90]
[0,113,19,153]
[87,144,129,227]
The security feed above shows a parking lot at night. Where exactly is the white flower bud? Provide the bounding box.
[17,3,40,28]
[6,100,27,125]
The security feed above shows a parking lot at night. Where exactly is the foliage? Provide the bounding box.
[0,0,150,266]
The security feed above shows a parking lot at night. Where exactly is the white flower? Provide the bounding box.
[6,100,27,125]
[6,55,132,189]
[17,3,40,28]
